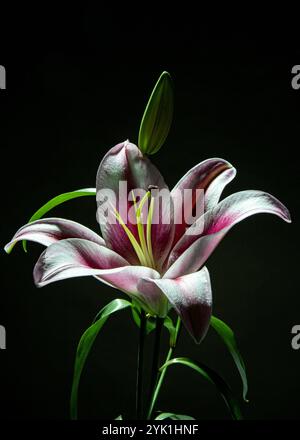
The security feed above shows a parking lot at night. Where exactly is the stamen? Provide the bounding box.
[111,206,148,266]
[148,185,158,191]
[109,192,157,270]
[131,190,138,216]
[136,192,152,267]
[146,196,155,268]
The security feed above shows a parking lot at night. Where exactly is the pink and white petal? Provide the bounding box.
[150,191,175,269]
[33,238,128,285]
[204,166,236,211]
[166,190,291,278]
[171,158,235,245]
[97,266,165,317]
[33,238,163,316]
[4,218,105,254]
[96,140,171,264]
[96,141,168,202]
[165,230,227,279]
[138,267,212,343]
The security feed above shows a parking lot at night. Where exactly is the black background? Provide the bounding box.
[0,5,299,422]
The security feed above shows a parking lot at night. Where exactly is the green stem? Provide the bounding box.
[147,317,164,414]
[147,317,181,420]
[136,310,146,419]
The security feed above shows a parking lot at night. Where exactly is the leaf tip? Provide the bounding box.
[161,70,171,79]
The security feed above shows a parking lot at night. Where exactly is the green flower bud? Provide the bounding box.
[138,71,174,155]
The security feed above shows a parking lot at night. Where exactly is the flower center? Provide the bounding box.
[113,190,156,269]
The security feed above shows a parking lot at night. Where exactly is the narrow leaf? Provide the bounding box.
[155,412,195,420]
[138,71,174,155]
[210,316,248,401]
[160,357,242,420]
[22,188,96,251]
[70,298,131,420]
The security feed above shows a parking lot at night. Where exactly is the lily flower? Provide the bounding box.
[5,141,291,343]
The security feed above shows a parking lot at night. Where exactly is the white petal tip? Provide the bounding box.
[4,243,13,254]
[285,213,292,223]
[280,206,292,223]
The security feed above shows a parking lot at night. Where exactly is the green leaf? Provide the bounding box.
[70,298,131,420]
[210,316,248,402]
[160,357,243,420]
[155,412,195,420]
[115,415,123,420]
[138,71,174,155]
[22,188,96,252]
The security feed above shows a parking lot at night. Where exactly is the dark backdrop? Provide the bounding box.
[0,6,299,420]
